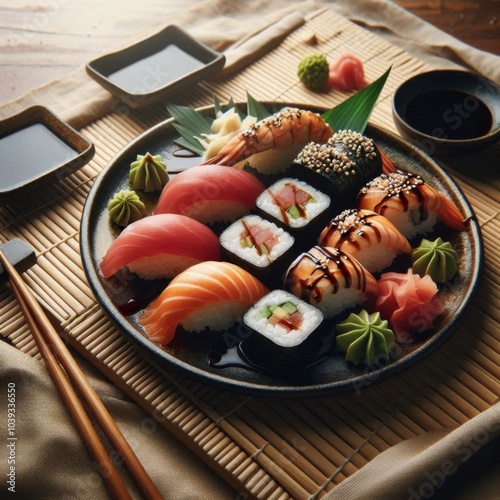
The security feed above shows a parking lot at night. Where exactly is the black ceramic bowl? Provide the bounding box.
[392,70,500,156]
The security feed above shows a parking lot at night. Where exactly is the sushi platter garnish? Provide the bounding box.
[80,84,481,393]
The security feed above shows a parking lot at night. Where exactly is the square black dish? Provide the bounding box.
[0,105,95,206]
[86,24,225,108]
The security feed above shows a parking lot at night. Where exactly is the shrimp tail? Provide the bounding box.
[423,184,469,231]
[380,149,397,174]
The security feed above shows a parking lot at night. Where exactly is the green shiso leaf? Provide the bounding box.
[321,66,391,134]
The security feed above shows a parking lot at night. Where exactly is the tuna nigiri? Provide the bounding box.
[285,245,378,319]
[139,261,268,345]
[356,171,468,239]
[99,214,220,280]
[154,164,265,224]
[318,209,412,272]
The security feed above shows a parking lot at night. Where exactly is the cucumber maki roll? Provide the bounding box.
[240,290,325,371]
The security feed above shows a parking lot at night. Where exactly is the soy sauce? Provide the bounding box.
[405,89,493,140]
[0,124,77,191]
[108,45,204,94]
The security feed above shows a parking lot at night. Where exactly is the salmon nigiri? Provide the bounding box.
[139,261,268,345]
[318,209,412,272]
[99,214,220,280]
[356,171,468,239]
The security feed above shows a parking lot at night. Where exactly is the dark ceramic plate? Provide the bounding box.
[86,25,225,108]
[392,70,500,157]
[0,105,95,205]
[80,104,483,397]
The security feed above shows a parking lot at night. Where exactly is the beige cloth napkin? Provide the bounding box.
[0,340,236,499]
[323,401,500,500]
[1,0,499,498]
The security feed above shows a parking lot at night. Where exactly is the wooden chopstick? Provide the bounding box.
[0,250,162,499]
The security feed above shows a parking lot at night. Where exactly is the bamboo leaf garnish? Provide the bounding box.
[246,91,271,121]
[166,102,213,155]
[166,68,390,156]
[321,66,391,134]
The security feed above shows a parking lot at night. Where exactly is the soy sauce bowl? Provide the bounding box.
[392,70,500,157]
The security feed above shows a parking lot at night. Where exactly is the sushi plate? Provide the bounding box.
[80,103,483,397]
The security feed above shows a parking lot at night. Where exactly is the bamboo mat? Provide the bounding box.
[1,8,499,499]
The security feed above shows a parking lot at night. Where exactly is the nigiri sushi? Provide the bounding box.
[139,261,268,345]
[285,245,378,319]
[356,171,468,239]
[154,164,265,224]
[317,209,412,272]
[99,214,220,280]
[201,107,333,175]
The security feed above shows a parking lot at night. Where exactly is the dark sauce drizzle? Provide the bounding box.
[371,172,429,227]
[286,246,370,303]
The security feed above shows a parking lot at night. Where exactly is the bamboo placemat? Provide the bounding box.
[1,8,499,498]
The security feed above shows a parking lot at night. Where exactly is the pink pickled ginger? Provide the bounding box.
[371,269,444,344]
[328,53,367,91]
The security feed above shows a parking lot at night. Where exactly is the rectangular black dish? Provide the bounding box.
[0,105,95,206]
[86,24,225,108]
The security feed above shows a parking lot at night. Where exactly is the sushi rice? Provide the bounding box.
[128,254,202,280]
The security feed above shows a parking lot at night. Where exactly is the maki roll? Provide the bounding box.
[356,171,467,239]
[292,130,382,209]
[240,289,325,371]
[285,245,378,319]
[317,209,412,273]
[256,178,331,239]
[219,215,294,280]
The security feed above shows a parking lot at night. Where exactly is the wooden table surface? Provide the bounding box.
[0,0,498,107]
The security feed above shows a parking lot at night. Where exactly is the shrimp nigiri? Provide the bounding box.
[140,261,268,345]
[318,209,412,272]
[356,171,468,239]
[201,107,333,175]
[99,214,220,280]
[285,246,378,319]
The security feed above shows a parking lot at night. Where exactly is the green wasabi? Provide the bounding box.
[412,237,458,283]
[108,190,147,227]
[129,152,169,192]
[336,310,395,366]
